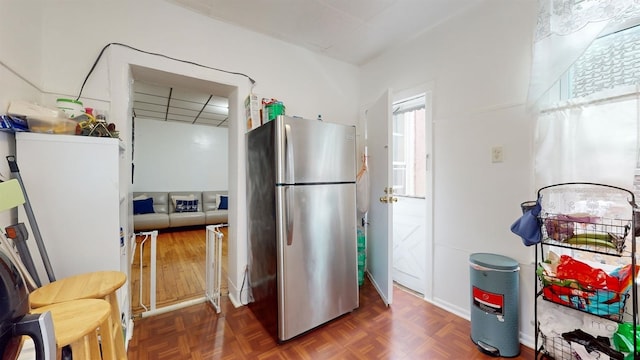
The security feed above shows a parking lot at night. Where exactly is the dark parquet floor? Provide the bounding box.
[127,278,535,359]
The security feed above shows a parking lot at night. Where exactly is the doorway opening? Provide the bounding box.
[128,76,231,317]
[110,57,250,323]
[391,93,427,295]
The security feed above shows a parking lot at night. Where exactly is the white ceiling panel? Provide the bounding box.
[141,0,480,127]
[319,0,397,22]
[132,80,229,128]
[167,0,482,65]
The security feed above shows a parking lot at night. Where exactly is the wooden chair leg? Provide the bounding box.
[99,316,117,360]
[105,292,127,360]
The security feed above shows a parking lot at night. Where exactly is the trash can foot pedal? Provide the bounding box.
[476,341,500,357]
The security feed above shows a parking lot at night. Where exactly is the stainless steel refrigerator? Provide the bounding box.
[246,115,358,342]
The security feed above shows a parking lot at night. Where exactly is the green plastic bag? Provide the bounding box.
[613,322,640,354]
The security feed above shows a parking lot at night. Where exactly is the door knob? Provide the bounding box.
[379,196,398,203]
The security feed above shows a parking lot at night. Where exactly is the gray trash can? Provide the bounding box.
[469,253,520,357]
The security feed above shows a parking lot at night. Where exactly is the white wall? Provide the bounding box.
[0,0,44,226]
[0,0,360,306]
[360,0,538,345]
[133,118,228,192]
[37,0,360,127]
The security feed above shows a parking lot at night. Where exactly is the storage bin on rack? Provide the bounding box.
[539,333,574,360]
[540,331,625,360]
[538,273,629,321]
[540,212,630,255]
[536,261,637,322]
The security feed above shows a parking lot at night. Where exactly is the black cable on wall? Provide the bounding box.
[75,42,257,101]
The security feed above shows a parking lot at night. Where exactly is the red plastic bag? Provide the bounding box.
[556,255,620,291]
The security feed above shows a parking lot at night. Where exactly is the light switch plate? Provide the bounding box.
[491,146,504,163]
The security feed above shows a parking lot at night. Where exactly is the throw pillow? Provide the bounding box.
[133,197,154,214]
[218,195,228,210]
[171,194,195,208]
[175,199,199,213]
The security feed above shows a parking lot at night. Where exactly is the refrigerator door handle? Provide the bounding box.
[284,124,294,184]
[285,186,294,245]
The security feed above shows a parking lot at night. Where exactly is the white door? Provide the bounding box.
[391,92,430,295]
[393,197,426,293]
[366,90,394,305]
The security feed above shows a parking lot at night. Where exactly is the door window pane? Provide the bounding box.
[392,95,426,197]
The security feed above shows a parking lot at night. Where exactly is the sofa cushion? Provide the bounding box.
[205,210,228,225]
[202,191,228,225]
[134,213,170,232]
[203,191,227,211]
[170,212,206,228]
[133,194,149,201]
[133,192,170,232]
[133,192,169,214]
[202,191,219,212]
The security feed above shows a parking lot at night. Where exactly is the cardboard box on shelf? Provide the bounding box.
[245,94,261,131]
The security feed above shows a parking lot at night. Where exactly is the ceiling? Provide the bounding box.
[132,81,229,127]
[131,66,232,127]
[167,0,482,65]
[133,0,481,127]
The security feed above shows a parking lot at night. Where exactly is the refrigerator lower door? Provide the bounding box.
[277,183,358,341]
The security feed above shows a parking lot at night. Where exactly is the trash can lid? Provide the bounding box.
[469,253,519,270]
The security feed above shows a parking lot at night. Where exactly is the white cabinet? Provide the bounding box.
[15,132,127,283]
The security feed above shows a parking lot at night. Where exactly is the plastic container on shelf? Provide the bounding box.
[7,100,78,135]
[27,116,77,135]
[56,98,84,119]
[265,101,285,122]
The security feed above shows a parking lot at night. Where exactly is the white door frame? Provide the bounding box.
[107,46,252,321]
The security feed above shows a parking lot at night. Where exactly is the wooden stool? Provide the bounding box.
[29,271,127,360]
[31,299,115,360]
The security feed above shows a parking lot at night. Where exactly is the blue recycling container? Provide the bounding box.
[469,253,520,357]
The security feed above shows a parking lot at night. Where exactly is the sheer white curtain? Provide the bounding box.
[535,89,639,189]
[530,0,640,190]
[528,0,640,106]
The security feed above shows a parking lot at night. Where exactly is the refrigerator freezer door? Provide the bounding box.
[276,183,358,341]
[275,116,356,185]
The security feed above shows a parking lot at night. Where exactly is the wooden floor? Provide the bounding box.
[130,228,228,316]
[127,229,534,359]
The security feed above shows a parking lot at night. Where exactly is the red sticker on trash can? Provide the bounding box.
[473,286,504,315]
